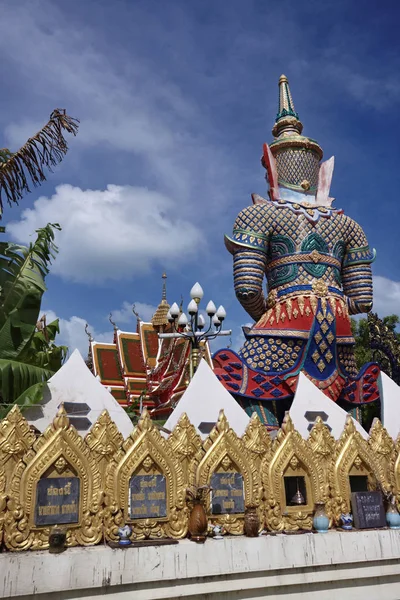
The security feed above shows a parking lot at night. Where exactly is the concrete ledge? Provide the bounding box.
[2,529,400,599]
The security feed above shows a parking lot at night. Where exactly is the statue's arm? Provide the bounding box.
[342,219,376,315]
[232,248,267,321]
[224,205,269,322]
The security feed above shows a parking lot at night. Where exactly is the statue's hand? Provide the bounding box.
[346,296,373,315]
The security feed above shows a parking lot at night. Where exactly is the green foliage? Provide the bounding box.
[0,224,67,411]
[351,315,400,370]
[351,314,400,430]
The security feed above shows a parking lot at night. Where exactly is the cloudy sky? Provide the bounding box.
[1,0,399,357]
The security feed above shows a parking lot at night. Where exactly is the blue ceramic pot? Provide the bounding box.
[340,513,353,530]
[313,503,329,533]
[386,509,400,530]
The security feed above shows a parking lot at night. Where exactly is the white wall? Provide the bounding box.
[2,530,400,600]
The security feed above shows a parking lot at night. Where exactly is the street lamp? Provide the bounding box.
[159,282,231,378]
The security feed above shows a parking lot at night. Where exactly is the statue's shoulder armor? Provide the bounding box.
[340,214,376,266]
[225,201,274,255]
[234,201,276,232]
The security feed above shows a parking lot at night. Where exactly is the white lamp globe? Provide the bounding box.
[178,312,188,326]
[206,300,217,316]
[216,305,226,321]
[212,315,221,327]
[188,299,198,315]
[190,282,204,301]
[169,302,180,318]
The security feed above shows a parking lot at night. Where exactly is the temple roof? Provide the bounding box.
[89,273,213,417]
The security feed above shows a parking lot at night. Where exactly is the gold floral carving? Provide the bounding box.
[0,406,36,493]
[85,410,123,486]
[262,413,324,531]
[307,417,335,521]
[243,413,272,467]
[368,419,393,487]
[242,413,271,528]
[4,405,102,551]
[168,412,204,487]
[0,464,5,544]
[330,416,388,523]
[104,408,187,541]
[389,435,400,506]
[196,410,260,535]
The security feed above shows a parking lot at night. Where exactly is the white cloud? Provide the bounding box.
[41,310,113,359]
[0,2,230,210]
[8,184,203,284]
[111,301,157,325]
[373,276,400,317]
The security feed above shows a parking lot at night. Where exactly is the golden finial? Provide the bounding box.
[151,272,171,328]
[272,74,303,138]
[53,404,69,430]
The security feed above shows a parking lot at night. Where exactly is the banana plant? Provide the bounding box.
[0,224,67,416]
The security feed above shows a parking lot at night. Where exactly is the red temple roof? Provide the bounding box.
[89,275,213,418]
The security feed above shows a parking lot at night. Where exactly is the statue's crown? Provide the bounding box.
[267,75,323,195]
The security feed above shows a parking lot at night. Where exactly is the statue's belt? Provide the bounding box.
[266,250,341,271]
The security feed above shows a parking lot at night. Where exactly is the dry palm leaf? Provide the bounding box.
[0,109,79,214]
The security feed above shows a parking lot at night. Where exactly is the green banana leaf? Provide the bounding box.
[0,225,67,406]
[0,359,54,405]
[0,381,48,419]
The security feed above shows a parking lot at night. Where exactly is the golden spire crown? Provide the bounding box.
[267,74,323,193]
[151,272,171,328]
[272,74,303,138]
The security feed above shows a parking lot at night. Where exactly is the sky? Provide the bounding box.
[0,0,399,358]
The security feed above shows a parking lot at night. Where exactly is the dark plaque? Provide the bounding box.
[211,472,245,515]
[35,477,80,526]
[129,475,167,519]
[351,491,386,529]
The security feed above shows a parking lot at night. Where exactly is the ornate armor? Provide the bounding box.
[214,75,379,427]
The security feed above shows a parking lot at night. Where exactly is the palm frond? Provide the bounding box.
[0,109,79,213]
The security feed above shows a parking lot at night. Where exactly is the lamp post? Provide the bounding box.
[158,282,231,378]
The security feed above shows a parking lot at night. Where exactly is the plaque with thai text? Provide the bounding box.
[35,477,80,526]
[129,474,167,519]
[211,472,244,515]
[351,491,386,529]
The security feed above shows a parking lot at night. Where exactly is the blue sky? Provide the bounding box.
[1,0,399,356]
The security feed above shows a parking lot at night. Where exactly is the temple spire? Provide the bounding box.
[272,74,303,138]
[151,272,171,329]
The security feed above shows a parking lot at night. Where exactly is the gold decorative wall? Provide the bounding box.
[104,409,188,541]
[0,404,398,550]
[196,411,260,534]
[4,406,102,551]
[330,418,386,523]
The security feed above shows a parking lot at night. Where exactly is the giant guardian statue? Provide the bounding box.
[214,75,380,428]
